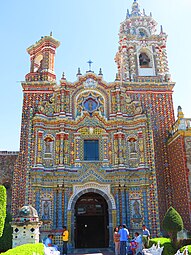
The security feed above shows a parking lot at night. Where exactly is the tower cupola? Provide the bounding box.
[131,0,142,17]
[25,34,60,82]
[115,0,170,82]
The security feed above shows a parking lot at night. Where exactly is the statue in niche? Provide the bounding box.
[45,138,52,154]
[132,200,142,223]
[42,200,51,220]
[139,53,150,67]
[129,139,137,153]
[88,100,93,111]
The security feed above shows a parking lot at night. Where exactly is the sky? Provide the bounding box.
[0,0,191,151]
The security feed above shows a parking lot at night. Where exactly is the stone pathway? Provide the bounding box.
[69,248,114,255]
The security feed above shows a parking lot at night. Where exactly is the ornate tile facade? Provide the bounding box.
[8,0,191,249]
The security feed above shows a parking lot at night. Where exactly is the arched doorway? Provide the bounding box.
[75,192,109,248]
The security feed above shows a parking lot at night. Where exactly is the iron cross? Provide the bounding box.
[87,60,93,71]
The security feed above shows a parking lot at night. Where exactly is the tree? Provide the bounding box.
[162,206,183,245]
[0,211,12,252]
[0,185,6,237]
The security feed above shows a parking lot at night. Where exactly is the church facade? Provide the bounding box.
[11,0,191,249]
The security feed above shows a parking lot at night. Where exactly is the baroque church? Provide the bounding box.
[6,0,191,249]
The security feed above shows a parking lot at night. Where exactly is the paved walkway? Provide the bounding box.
[69,248,114,255]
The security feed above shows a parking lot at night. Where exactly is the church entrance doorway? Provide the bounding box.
[75,192,109,248]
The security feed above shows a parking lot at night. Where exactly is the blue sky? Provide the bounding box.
[1,0,191,151]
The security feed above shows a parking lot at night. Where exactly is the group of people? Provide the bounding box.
[113,224,150,255]
[44,226,69,255]
[44,223,150,255]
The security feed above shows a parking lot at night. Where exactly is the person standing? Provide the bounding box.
[113,227,120,255]
[134,232,143,255]
[119,224,129,255]
[62,226,69,255]
[142,225,150,248]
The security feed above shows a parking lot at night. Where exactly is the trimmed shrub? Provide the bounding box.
[149,237,176,255]
[162,206,184,245]
[0,243,44,255]
[180,245,191,255]
[0,212,12,252]
[0,185,6,238]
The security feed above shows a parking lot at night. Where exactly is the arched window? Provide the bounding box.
[34,54,43,72]
[139,53,150,68]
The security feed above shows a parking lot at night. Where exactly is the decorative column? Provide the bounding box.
[125,188,131,227]
[115,189,120,226]
[116,88,121,114]
[35,189,40,215]
[128,46,136,80]
[118,132,125,166]
[111,91,117,114]
[55,134,60,165]
[138,131,145,166]
[102,133,109,167]
[114,134,119,165]
[142,187,149,227]
[59,132,64,165]
[64,133,69,165]
[36,131,43,165]
[155,46,163,76]
[57,187,63,229]
[74,133,81,167]
[121,186,126,224]
[53,191,57,229]
[64,188,68,226]
[121,46,130,81]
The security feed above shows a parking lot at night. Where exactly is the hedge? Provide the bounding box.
[0,185,6,237]
[149,237,176,255]
[0,243,44,255]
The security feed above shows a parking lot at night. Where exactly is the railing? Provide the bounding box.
[0,151,19,155]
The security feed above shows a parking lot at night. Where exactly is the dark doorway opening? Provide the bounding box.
[75,192,109,248]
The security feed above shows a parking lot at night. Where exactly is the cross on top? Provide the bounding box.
[87,60,93,71]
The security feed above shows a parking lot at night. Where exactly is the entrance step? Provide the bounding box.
[70,248,114,255]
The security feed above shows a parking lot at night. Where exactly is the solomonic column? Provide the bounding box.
[36,131,43,165]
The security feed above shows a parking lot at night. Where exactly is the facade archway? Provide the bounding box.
[69,187,115,248]
[75,192,108,248]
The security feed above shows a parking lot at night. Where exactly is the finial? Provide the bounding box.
[77,67,81,76]
[50,31,52,36]
[177,106,184,119]
[160,25,163,34]
[61,72,66,80]
[99,68,103,75]
[131,0,141,16]
[126,9,130,18]
[87,60,93,71]
[115,73,119,81]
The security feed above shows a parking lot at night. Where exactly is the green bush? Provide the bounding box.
[180,245,191,255]
[162,206,184,245]
[0,186,6,238]
[149,237,176,255]
[0,243,44,255]
[0,212,12,252]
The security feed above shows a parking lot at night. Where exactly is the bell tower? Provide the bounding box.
[26,33,60,82]
[115,0,176,225]
[115,0,170,82]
